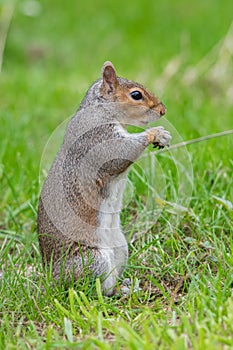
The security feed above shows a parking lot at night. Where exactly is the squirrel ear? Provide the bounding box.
[101,61,118,94]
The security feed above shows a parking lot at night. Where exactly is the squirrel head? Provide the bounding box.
[100,61,166,126]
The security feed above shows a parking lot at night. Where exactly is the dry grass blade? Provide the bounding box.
[154,129,233,154]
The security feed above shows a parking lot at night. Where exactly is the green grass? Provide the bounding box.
[1,0,233,348]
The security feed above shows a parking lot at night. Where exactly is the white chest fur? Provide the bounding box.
[96,172,128,249]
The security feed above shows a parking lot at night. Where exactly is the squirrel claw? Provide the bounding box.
[153,142,165,149]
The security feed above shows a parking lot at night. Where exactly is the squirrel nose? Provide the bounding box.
[154,102,166,116]
[159,103,166,116]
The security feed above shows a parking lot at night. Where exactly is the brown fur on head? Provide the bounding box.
[100,61,166,126]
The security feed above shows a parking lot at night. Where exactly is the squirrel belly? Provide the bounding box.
[95,172,129,295]
[96,171,128,249]
[37,61,171,296]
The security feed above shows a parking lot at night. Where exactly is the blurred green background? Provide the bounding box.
[1,1,233,347]
[0,0,233,231]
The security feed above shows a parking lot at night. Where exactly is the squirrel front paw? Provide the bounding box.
[146,126,171,149]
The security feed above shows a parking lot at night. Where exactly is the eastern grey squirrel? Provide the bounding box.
[38,61,171,296]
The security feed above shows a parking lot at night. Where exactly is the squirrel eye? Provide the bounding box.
[130,90,143,100]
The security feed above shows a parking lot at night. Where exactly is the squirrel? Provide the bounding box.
[37,61,171,296]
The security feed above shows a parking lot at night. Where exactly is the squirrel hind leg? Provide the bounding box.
[94,248,121,296]
[97,246,129,296]
[100,271,118,296]
[51,246,122,296]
